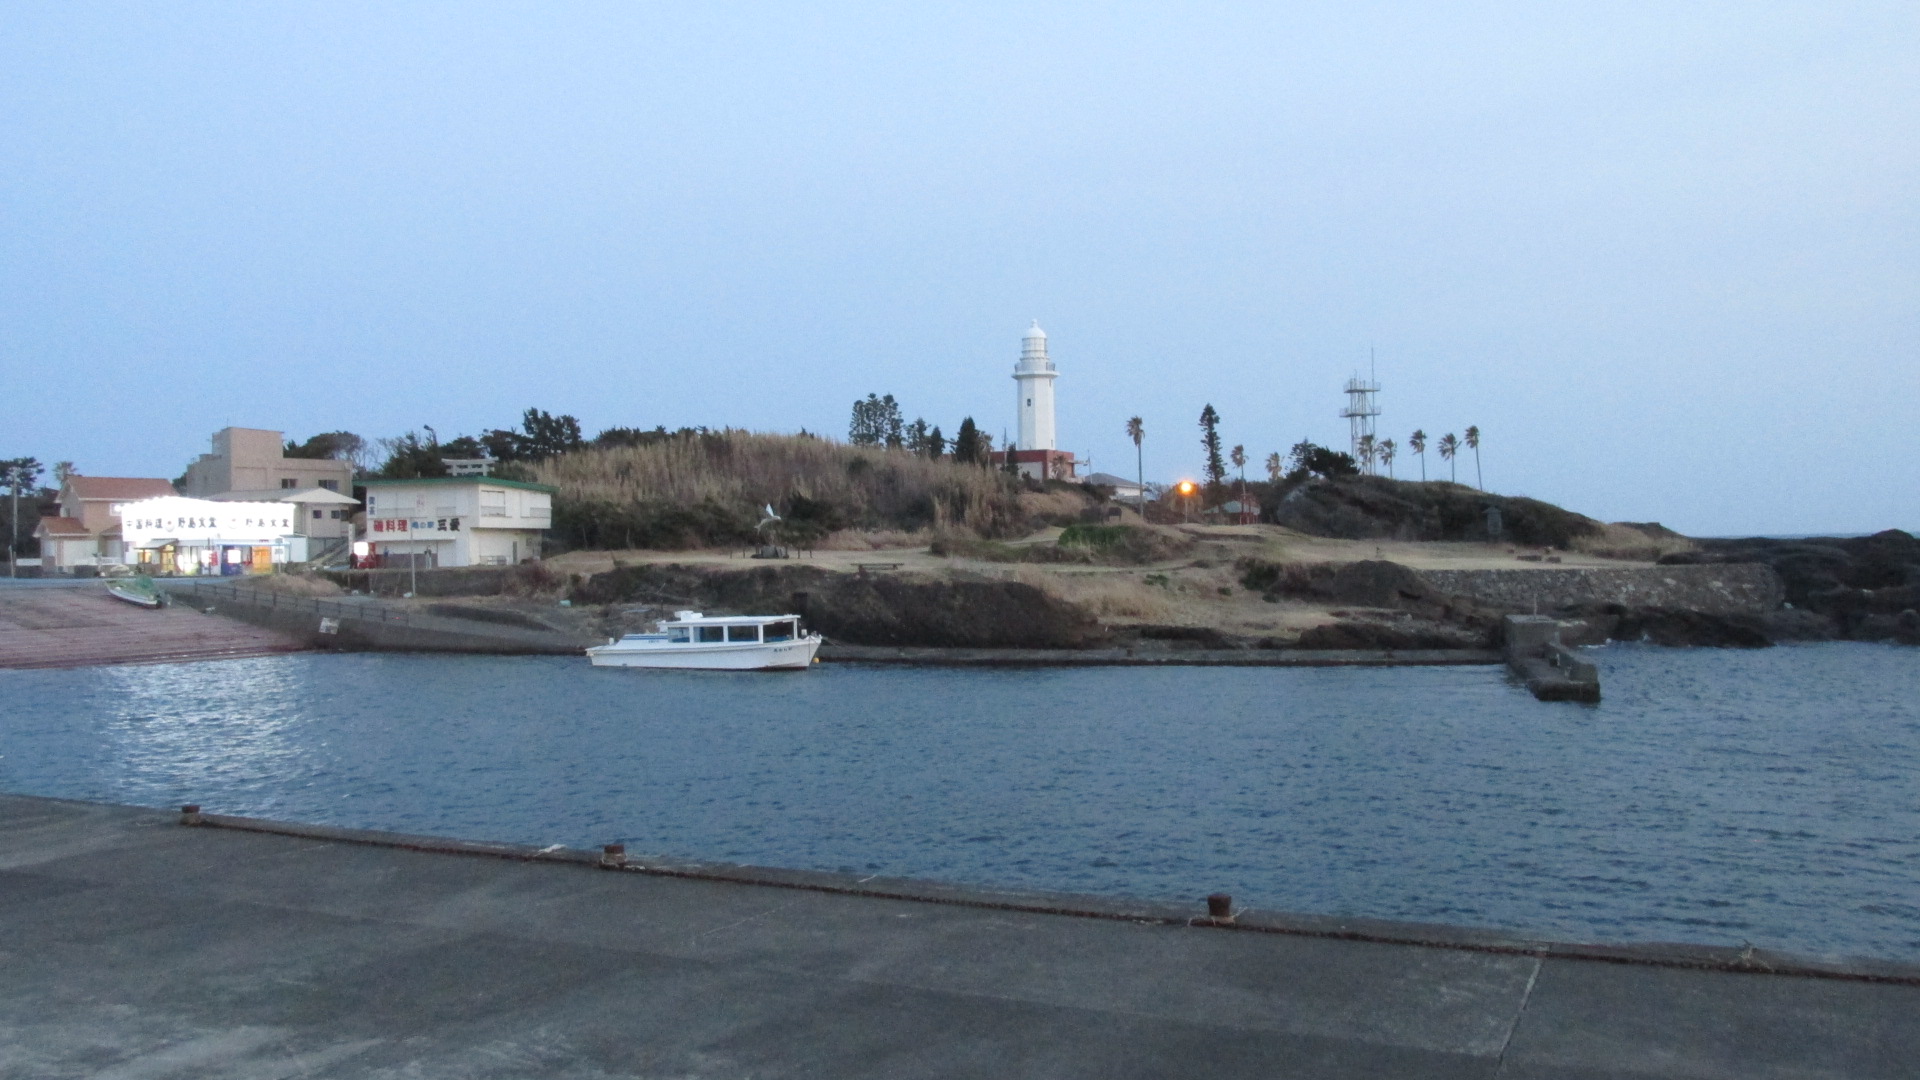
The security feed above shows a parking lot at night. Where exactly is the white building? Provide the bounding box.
[361,477,555,568]
[992,321,1079,480]
[119,496,300,575]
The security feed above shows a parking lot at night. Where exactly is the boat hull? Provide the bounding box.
[586,636,822,671]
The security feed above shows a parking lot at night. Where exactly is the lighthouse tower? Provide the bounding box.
[1013,321,1058,454]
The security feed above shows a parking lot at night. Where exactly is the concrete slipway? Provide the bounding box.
[1,795,1914,1079]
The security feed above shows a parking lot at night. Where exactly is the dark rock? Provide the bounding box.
[1611,608,1773,648]
[1295,619,1488,651]
[571,563,1107,649]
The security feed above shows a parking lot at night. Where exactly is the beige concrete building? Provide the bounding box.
[179,427,353,501]
[33,476,179,572]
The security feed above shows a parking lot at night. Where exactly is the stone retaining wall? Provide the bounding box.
[1419,564,1782,616]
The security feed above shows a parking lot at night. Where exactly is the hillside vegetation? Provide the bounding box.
[1265,476,1605,549]
[534,431,1029,550]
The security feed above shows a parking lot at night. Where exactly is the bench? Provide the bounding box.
[855,563,903,575]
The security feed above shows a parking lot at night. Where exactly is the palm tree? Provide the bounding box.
[1378,438,1396,479]
[1230,444,1248,523]
[1409,429,1428,480]
[1357,433,1376,476]
[1125,416,1145,516]
[1438,432,1459,483]
[1464,426,1482,490]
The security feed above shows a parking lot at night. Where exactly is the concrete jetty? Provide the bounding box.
[3,794,1913,1078]
[1503,614,1602,702]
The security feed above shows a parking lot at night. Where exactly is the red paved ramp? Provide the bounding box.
[0,584,309,669]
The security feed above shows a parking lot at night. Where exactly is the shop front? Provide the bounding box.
[118,497,298,576]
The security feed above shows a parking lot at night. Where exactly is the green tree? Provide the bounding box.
[1357,433,1376,476]
[1198,404,1226,506]
[1264,451,1283,482]
[4,457,44,566]
[1125,416,1145,516]
[1378,438,1397,479]
[1438,432,1460,483]
[1464,426,1483,489]
[952,417,984,465]
[283,431,365,461]
[925,425,946,459]
[1230,444,1248,520]
[519,409,584,461]
[1409,429,1428,480]
[375,432,449,479]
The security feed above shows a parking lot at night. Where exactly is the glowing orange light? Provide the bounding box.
[1177,480,1196,495]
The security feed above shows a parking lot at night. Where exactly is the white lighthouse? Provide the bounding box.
[1014,321,1058,453]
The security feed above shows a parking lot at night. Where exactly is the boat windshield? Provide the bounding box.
[727,624,760,643]
[764,621,795,642]
[667,627,691,643]
[696,626,725,643]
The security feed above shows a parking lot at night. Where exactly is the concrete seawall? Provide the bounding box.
[3,793,1914,1078]
[158,580,588,656]
[1420,563,1783,616]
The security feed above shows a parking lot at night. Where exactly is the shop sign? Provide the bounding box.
[369,517,461,533]
[120,497,297,547]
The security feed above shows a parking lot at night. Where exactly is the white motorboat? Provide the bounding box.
[586,611,823,671]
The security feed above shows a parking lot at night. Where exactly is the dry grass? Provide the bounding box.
[535,430,1026,539]
[1570,522,1697,562]
[813,529,926,551]
[1009,567,1176,621]
[252,573,345,597]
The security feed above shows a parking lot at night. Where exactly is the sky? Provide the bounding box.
[2,2,1915,536]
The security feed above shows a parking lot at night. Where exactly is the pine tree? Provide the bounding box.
[1198,404,1226,506]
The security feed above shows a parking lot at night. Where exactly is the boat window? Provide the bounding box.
[667,627,691,643]
[727,624,760,643]
[697,626,725,643]
[763,621,795,641]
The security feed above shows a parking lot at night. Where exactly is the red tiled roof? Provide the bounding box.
[65,476,177,501]
[33,516,88,537]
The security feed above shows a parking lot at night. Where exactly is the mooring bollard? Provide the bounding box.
[1206,893,1234,923]
[180,804,202,826]
[600,843,627,869]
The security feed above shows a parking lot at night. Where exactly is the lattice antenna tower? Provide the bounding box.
[1339,352,1382,475]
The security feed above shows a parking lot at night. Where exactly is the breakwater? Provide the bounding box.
[157,579,586,655]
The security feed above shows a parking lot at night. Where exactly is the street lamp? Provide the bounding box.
[1176,480,1196,523]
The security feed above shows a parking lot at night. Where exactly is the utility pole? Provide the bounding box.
[7,466,17,579]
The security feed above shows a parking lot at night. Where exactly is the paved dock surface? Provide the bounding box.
[0,581,307,669]
[1,794,1913,1079]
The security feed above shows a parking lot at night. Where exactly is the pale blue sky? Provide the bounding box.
[3,3,1914,535]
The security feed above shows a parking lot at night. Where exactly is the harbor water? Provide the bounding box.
[3,643,1916,961]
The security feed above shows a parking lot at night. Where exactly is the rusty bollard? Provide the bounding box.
[1206,893,1234,924]
[600,843,627,870]
[180,804,203,826]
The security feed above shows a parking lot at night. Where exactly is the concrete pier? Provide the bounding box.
[2,793,1914,1078]
[1503,614,1602,702]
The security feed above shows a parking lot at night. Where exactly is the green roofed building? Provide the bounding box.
[359,476,556,569]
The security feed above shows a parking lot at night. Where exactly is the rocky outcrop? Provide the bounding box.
[1658,530,1920,642]
[572,563,1109,649]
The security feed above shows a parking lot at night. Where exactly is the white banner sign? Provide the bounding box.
[119,496,296,547]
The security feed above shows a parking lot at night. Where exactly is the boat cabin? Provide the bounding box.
[632,611,805,646]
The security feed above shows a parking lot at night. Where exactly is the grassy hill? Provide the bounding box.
[533,431,1029,550]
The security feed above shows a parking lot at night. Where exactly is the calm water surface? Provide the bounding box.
[3,644,1917,961]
